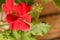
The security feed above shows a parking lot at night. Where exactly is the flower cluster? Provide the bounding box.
[2,0,31,32]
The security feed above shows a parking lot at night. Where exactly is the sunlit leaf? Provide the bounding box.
[30,23,50,36]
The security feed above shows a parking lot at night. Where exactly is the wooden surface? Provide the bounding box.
[37,14,60,40]
[34,0,60,40]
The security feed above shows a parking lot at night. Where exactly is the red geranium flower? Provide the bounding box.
[2,0,31,31]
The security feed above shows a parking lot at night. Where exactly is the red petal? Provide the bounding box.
[10,20,30,31]
[26,5,31,12]
[2,4,10,14]
[10,21,20,31]
[19,2,26,10]
[19,2,30,12]
[20,20,30,31]
[14,2,30,17]
[13,5,22,17]
[19,2,27,13]
[6,0,14,13]
[22,14,31,22]
[5,14,18,23]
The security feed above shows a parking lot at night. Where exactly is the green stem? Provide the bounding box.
[36,12,40,21]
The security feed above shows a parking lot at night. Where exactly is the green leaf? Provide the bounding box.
[26,0,34,6]
[0,30,15,40]
[12,31,21,40]
[2,31,15,40]
[21,32,36,40]
[0,0,5,8]
[0,30,36,40]
[15,0,34,6]
[54,0,60,8]
[3,36,15,40]
[15,0,25,3]
[0,34,4,40]
[30,23,50,36]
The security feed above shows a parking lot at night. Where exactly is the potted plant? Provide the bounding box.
[0,0,59,40]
